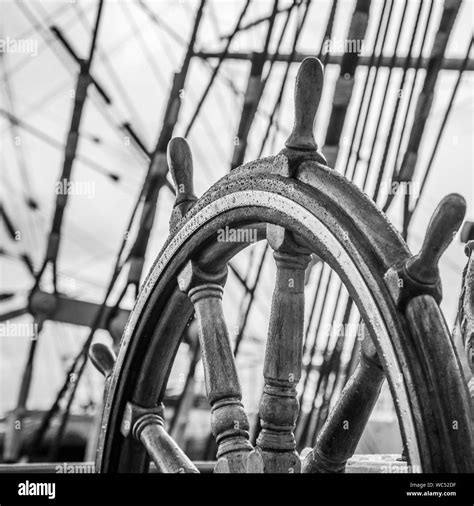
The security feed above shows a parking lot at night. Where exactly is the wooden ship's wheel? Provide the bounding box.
[89,57,474,473]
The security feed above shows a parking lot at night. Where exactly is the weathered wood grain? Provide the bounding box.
[167,137,197,229]
[385,194,466,307]
[252,225,311,473]
[178,261,252,472]
[302,333,384,473]
[121,402,198,473]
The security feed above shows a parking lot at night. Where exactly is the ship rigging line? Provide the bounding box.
[3,0,106,466]
[0,62,42,258]
[184,0,252,137]
[344,0,397,181]
[15,1,157,189]
[0,2,88,84]
[257,0,312,158]
[354,0,412,188]
[170,2,302,449]
[372,0,431,203]
[408,36,473,226]
[46,0,209,457]
[307,0,417,441]
[298,0,388,420]
[380,2,437,213]
[300,0,339,364]
[233,0,311,356]
[297,0,410,442]
[340,0,393,179]
[307,1,449,444]
[73,1,150,138]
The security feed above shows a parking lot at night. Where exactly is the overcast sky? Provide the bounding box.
[1,0,473,414]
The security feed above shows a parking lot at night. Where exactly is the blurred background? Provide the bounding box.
[0,0,473,465]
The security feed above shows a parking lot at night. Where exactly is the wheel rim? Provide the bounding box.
[96,164,430,472]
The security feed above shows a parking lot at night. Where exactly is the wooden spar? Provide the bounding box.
[371,0,428,202]
[230,1,280,169]
[342,0,394,180]
[49,25,111,104]
[50,26,166,177]
[231,52,268,169]
[0,205,35,276]
[41,0,105,275]
[219,3,295,40]
[407,36,473,224]
[256,1,304,157]
[184,0,251,137]
[397,0,462,184]
[322,0,371,168]
[0,290,130,328]
[195,52,474,71]
[124,0,206,290]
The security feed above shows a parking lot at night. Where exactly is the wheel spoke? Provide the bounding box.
[178,260,252,472]
[121,402,198,473]
[302,331,384,473]
[251,225,311,473]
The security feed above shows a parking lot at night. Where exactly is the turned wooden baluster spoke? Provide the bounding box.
[247,57,326,474]
[93,342,199,473]
[249,225,311,473]
[169,133,252,472]
[300,193,469,474]
[121,402,198,473]
[302,331,385,473]
[178,262,252,473]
